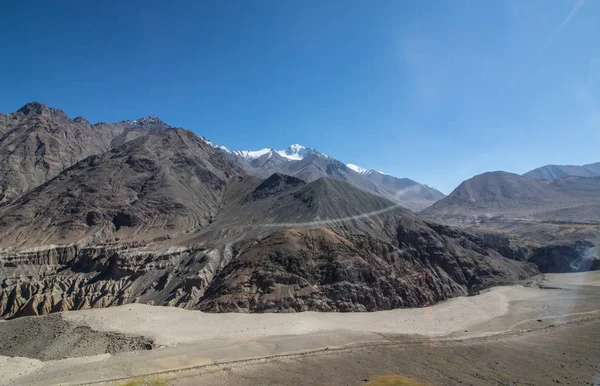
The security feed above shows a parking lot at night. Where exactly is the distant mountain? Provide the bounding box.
[108,116,172,147]
[349,165,446,207]
[208,143,445,211]
[421,171,600,223]
[0,102,172,205]
[523,162,600,180]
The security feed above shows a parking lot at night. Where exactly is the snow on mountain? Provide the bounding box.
[229,148,273,160]
[346,164,393,177]
[346,164,370,175]
[275,144,313,160]
[200,137,445,209]
[121,116,163,127]
[200,137,231,152]
[203,141,325,161]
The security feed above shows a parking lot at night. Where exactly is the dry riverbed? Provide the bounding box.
[1,271,599,386]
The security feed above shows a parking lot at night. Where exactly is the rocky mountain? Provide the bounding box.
[0,128,244,249]
[421,171,600,223]
[0,170,538,318]
[0,102,554,319]
[213,144,445,211]
[0,102,172,205]
[524,161,600,180]
[108,116,173,148]
[421,171,600,274]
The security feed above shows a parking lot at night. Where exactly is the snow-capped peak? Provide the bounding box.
[201,137,230,152]
[200,139,328,161]
[230,148,273,159]
[275,144,313,160]
[346,164,393,177]
[346,164,370,175]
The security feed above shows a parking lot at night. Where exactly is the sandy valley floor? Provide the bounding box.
[1,272,599,385]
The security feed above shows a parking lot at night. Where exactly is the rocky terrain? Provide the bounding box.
[421,171,600,274]
[3,272,600,385]
[0,174,539,318]
[0,128,243,248]
[0,103,542,319]
[0,102,173,206]
[0,312,154,360]
[3,102,599,321]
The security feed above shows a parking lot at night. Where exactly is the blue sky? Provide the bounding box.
[1,0,598,193]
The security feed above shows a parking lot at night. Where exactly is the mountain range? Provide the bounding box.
[207,142,445,211]
[1,101,599,320]
[0,102,540,319]
[421,169,600,273]
[0,102,443,212]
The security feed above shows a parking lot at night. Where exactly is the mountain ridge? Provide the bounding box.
[421,171,600,223]
[0,102,176,205]
[208,141,445,211]
[523,161,600,180]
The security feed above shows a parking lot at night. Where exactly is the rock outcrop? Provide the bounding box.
[530,241,599,273]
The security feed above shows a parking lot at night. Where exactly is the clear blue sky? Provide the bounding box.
[1,0,598,193]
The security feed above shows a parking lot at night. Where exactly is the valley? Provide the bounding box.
[2,272,599,385]
[0,103,598,385]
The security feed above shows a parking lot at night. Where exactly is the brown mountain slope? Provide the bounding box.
[0,102,123,204]
[0,102,174,206]
[421,171,600,274]
[0,108,539,318]
[0,129,244,248]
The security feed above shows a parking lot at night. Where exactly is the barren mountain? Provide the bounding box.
[0,102,173,205]
[0,104,542,319]
[421,171,600,222]
[195,176,537,312]
[524,161,600,180]
[421,171,600,274]
[0,103,121,204]
[0,166,538,318]
[0,129,244,249]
